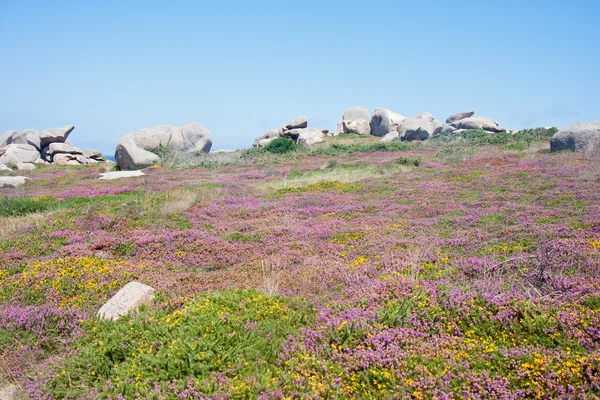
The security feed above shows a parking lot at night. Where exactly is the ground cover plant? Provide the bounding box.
[1,130,599,399]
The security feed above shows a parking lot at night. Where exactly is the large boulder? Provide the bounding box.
[0,130,18,148]
[380,131,400,142]
[296,129,325,145]
[0,176,31,189]
[82,149,103,159]
[550,121,600,154]
[52,154,81,165]
[450,116,505,132]
[285,116,308,130]
[342,120,371,135]
[398,112,443,141]
[440,123,457,133]
[53,153,96,165]
[336,106,370,135]
[0,144,40,165]
[97,281,155,321]
[2,129,41,150]
[39,125,75,147]
[47,142,84,156]
[115,123,212,170]
[446,111,474,123]
[370,108,406,137]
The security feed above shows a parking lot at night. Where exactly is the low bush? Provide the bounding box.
[264,137,297,154]
[0,195,57,217]
[308,141,418,156]
[38,289,314,399]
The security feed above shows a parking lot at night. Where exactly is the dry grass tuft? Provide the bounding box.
[161,190,197,215]
[0,212,51,238]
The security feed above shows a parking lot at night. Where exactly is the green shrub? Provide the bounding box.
[41,289,314,399]
[0,196,57,217]
[264,137,297,154]
[393,156,421,167]
[308,141,418,156]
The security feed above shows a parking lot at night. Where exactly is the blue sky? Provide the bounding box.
[1,0,599,153]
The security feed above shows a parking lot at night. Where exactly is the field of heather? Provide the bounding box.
[1,131,599,399]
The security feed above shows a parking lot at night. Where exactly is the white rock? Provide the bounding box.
[450,116,505,132]
[97,282,155,321]
[39,125,75,147]
[342,120,371,135]
[52,153,81,165]
[99,170,146,180]
[0,144,40,165]
[0,130,17,148]
[336,106,370,134]
[82,148,103,158]
[16,162,36,171]
[446,111,475,123]
[0,176,31,188]
[47,142,83,156]
[296,129,325,145]
[380,131,400,142]
[0,164,12,172]
[285,116,308,130]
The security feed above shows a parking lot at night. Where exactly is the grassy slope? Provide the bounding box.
[1,129,600,399]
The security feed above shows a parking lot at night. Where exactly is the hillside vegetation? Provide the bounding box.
[2,128,600,399]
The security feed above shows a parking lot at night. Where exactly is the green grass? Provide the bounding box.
[42,289,315,399]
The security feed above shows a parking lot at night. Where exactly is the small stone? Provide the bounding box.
[16,162,36,171]
[97,282,155,321]
[0,176,31,188]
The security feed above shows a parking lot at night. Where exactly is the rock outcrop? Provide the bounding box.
[446,111,475,123]
[0,144,40,165]
[0,126,106,166]
[381,112,443,142]
[39,125,74,146]
[335,106,371,135]
[285,116,308,130]
[115,123,212,170]
[550,121,600,154]
[398,112,443,141]
[253,116,327,147]
[295,129,325,145]
[441,112,506,133]
[370,108,406,137]
[97,281,155,321]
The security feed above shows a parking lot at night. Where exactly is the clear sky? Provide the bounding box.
[1,0,599,153]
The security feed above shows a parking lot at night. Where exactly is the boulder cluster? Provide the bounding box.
[376,109,506,142]
[0,125,106,170]
[253,116,329,147]
[115,123,212,170]
[253,107,508,147]
[440,111,506,134]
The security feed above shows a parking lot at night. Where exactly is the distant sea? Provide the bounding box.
[103,155,116,162]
